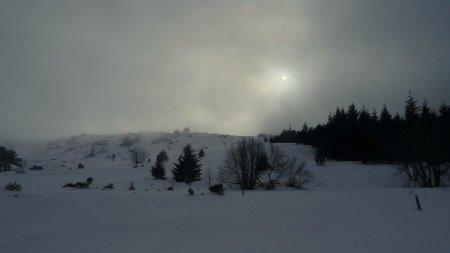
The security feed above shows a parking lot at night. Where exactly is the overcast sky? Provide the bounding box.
[1,0,449,141]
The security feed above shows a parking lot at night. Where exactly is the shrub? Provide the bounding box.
[128,182,135,191]
[103,183,114,189]
[209,183,224,195]
[314,148,327,166]
[285,160,314,188]
[16,169,27,174]
[198,148,205,158]
[120,134,140,147]
[129,147,149,165]
[4,182,22,191]
[30,165,44,171]
[0,146,22,171]
[63,177,93,189]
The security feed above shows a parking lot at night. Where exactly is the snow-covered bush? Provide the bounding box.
[120,134,140,147]
[30,165,44,171]
[198,148,205,158]
[209,183,224,195]
[129,147,149,165]
[15,169,27,174]
[85,146,96,158]
[314,148,327,166]
[285,159,313,189]
[4,182,22,191]
[102,183,114,189]
[0,146,22,171]
[63,177,93,189]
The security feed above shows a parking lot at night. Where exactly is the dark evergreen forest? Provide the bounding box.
[270,93,450,187]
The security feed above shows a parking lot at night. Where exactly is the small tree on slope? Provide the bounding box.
[151,155,167,180]
[172,144,202,186]
[0,146,22,171]
[156,150,169,163]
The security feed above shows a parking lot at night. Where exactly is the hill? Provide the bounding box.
[1,132,449,253]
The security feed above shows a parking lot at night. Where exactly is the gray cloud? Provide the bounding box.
[1,0,449,141]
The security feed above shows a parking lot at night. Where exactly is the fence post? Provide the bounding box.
[415,194,422,211]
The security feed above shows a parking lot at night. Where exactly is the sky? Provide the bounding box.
[1,0,449,141]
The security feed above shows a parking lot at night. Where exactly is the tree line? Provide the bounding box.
[270,92,450,187]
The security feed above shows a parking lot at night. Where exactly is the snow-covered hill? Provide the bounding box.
[1,132,449,253]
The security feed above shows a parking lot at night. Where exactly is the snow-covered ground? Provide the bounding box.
[1,132,450,253]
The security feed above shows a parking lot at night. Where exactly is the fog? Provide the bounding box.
[1,0,449,141]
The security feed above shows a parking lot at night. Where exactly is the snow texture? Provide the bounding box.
[1,132,449,253]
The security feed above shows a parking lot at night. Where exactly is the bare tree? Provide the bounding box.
[285,157,313,188]
[262,144,288,188]
[129,147,149,165]
[218,137,265,192]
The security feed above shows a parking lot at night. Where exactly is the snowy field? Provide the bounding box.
[1,132,450,253]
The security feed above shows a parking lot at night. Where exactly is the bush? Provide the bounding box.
[209,183,224,195]
[15,169,27,174]
[30,165,44,171]
[129,147,149,165]
[198,148,205,158]
[63,177,94,189]
[103,183,114,189]
[120,134,140,147]
[285,160,314,188]
[0,146,22,171]
[4,182,22,191]
[314,148,327,166]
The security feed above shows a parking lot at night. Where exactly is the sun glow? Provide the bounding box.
[256,67,297,96]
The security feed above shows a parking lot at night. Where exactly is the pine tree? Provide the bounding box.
[156,150,169,163]
[0,146,22,171]
[172,144,202,184]
[347,103,359,123]
[198,148,205,158]
[151,157,167,180]
[380,104,392,125]
[314,148,327,166]
[404,91,419,122]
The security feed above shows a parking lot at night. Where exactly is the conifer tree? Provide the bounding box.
[198,148,205,158]
[0,146,22,171]
[404,91,419,122]
[156,150,169,163]
[151,156,167,180]
[380,104,392,125]
[172,144,202,185]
